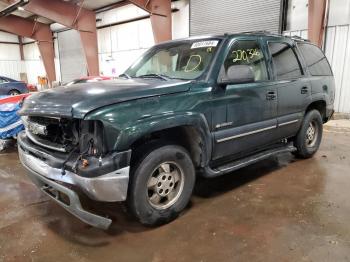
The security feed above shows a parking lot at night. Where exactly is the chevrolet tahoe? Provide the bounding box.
[17,32,335,229]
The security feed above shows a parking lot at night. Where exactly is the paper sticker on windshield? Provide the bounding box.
[191,40,218,49]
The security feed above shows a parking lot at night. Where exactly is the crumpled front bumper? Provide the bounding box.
[23,162,113,229]
[18,132,131,229]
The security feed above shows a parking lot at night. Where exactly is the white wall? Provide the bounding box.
[285,0,350,113]
[0,60,25,81]
[172,0,190,39]
[96,4,155,76]
[0,38,60,86]
[96,0,190,76]
[286,0,308,31]
[21,40,61,86]
[0,31,51,85]
[287,0,350,31]
[0,31,19,43]
[328,0,350,26]
[0,0,190,83]
[97,19,154,76]
[0,31,24,81]
[23,43,46,85]
[0,44,21,61]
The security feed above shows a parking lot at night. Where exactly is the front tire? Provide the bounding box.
[294,109,323,158]
[127,144,195,226]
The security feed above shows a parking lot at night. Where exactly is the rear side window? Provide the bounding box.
[268,42,303,80]
[0,77,9,83]
[298,43,333,76]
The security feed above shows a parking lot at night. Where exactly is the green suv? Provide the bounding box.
[18,32,335,229]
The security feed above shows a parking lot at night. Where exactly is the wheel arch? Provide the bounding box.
[117,113,212,168]
[305,99,327,122]
[8,89,21,95]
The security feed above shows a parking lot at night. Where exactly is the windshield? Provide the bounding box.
[125,39,222,80]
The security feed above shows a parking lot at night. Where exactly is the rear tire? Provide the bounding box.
[294,109,323,158]
[8,90,20,96]
[127,144,195,226]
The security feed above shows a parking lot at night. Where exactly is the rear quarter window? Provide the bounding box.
[297,43,333,76]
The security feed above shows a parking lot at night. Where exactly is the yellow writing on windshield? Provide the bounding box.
[232,48,260,63]
[185,55,202,72]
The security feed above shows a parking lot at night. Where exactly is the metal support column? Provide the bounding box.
[308,0,327,47]
[22,0,99,76]
[0,15,56,84]
[128,0,172,43]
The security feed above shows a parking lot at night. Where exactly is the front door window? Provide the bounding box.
[222,40,268,82]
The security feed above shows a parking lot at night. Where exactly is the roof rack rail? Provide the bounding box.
[227,31,310,42]
[289,35,310,42]
[240,30,282,36]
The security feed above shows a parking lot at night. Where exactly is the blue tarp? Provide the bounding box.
[0,100,24,139]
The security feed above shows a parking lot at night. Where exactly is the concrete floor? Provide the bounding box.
[1,121,350,262]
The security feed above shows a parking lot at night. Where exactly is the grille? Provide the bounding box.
[24,116,78,152]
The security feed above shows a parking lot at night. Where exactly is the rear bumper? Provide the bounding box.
[326,105,335,122]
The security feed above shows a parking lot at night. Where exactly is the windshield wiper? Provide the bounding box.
[119,73,131,79]
[137,74,170,81]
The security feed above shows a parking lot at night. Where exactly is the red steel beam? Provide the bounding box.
[128,0,172,43]
[21,0,99,76]
[0,15,56,84]
[37,41,56,86]
[308,0,327,47]
[18,36,24,61]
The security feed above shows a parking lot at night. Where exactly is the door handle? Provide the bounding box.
[301,86,309,94]
[266,91,277,100]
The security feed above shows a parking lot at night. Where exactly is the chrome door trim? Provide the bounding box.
[278,119,299,127]
[216,125,277,143]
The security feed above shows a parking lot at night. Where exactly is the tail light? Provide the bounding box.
[26,84,38,92]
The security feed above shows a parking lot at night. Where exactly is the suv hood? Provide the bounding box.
[19,78,191,118]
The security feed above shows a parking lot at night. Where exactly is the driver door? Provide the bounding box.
[212,37,279,160]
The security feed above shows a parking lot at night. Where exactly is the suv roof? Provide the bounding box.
[225,31,310,43]
[161,31,310,45]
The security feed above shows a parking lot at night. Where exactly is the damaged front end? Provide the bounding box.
[18,116,131,229]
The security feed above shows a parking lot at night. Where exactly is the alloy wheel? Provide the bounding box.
[305,120,319,147]
[147,162,185,210]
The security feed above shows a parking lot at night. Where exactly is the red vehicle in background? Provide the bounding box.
[26,84,38,92]
[63,76,112,86]
[0,93,31,104]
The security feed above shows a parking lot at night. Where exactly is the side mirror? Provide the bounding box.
[218,65,255,85]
